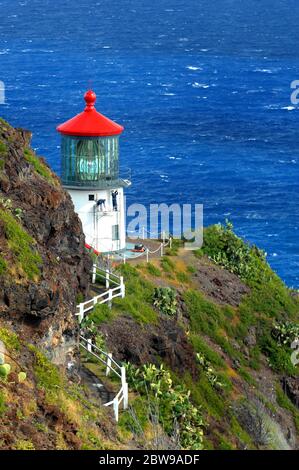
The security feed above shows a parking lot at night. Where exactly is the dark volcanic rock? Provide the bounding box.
[101,315,198,379]
[282,376,299,409]
[0,120,91,362]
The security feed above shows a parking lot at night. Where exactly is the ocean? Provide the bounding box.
[0,0,298,287]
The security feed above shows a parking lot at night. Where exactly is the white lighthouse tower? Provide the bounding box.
[57,90,130,253]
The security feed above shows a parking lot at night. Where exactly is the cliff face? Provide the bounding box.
[0,118,91,362]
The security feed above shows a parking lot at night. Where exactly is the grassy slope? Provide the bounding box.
[89,226,299,450]
[0,326,125,450]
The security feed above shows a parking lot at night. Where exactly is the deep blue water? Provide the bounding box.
[0,0,298,287]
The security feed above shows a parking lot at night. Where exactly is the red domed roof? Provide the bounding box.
[56,90,124,137]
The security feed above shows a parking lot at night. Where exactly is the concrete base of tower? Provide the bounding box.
[65,186,126,253]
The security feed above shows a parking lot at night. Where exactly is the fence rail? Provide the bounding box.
[76,265,125,323]
[80,336,128,422]
[76,265,127,421]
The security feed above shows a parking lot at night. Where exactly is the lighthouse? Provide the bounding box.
[57,90,130,253]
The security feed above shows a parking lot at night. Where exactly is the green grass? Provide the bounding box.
[29,345,62,400]
[237,367,257,386]
[87,303,114,325]
[190,334,225,368]
[160,256,175,273]
[0,208,42,280]
[24,148,57,185]
[176,271,190,283]
[146,263,162,277]
[0,118,10,127]
[0,391,6,416]
[0,327,20,351]
[184,372,227,419]
[114,264,158,324]
[230,416,255,449]
[0,140,8,170]
[0,255,7,276]
[0,140,7,157]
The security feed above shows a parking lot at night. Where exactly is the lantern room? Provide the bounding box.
[56,90,130,253]
[57,90,125,189]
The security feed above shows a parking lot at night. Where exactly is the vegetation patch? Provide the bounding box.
[24,148,57,186]
[153,287,177,316]
[0,207,42,280]
[0,328,20,351]
[126,363,204,450]
[114,264,157,324]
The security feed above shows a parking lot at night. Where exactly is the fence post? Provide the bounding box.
[123,254,126,264]
[121,366,128,409]
[108,289,112,308]
[146,248,149,263]
[106,353,112,376]
[78,303,84,323]
[92,264,97,284]
[87,338,92,353]
[106,268,110,289]
[120,276,125,298]
[169,236,172,249]
[123,382,129,410]
[113,397,119,422]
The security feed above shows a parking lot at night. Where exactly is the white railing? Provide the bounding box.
[122,232,172,264]
[80,336,128,422]
[76,265,125,323]
[76,264,127,421]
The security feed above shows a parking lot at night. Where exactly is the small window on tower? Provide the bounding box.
[112,224,119,241]
[89,194,95,201]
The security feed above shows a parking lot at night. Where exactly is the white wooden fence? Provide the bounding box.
[80,336,128,422]
[77,264,127,421]
[76,265,125,323]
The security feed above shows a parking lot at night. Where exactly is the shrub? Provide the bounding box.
[126,363,204,450]
[199,220,267,283]
[272,321,299,347]
[153,287,177,316]
[15,439,35,450]
[196,352,224,389]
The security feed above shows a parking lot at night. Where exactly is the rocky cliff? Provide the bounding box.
[0,118,91,363]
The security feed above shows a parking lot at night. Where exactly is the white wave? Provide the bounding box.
[192,82,209,89]
[281,106,296,111]
[187,66,202,71]
[253,68,274,73]
[163,92,175,96]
